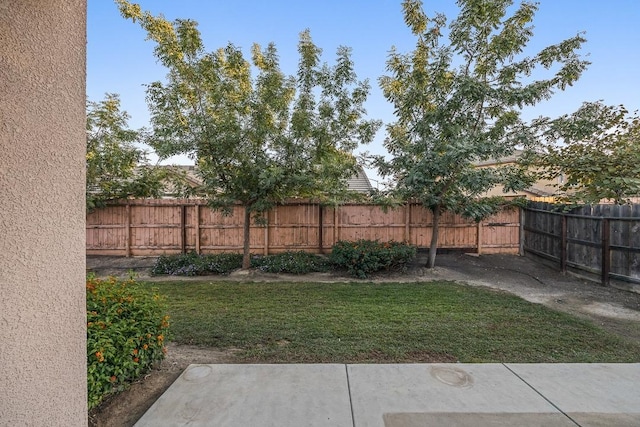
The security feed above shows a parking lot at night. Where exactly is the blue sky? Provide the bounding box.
[88,0,640,180]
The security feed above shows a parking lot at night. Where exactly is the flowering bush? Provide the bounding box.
[87,276,169,410]
[251,251,331,274]
[329,240,417,278]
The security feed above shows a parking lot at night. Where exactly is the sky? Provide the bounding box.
[87,0,640,185]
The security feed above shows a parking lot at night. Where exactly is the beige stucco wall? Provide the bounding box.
[0,1,87,425]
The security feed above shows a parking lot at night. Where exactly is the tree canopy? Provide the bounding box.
[86,93,166,211]
[117,1,380,267]
[529,102,640,205]
[375,0,590,267]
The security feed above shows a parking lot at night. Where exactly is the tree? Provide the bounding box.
[375,0,590,268]
[529,102,640,205]
[117,1,380,268]
[86,93,167,210]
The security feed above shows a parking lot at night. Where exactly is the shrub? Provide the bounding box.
[199,253,244,275]
[251,251,331,274]
[329,240,417,278]
[152,252,198,275]
[87,276,169,410]
[152,252,243,276]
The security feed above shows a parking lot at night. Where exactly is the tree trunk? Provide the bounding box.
[242,205,251,269]
[427,205,441,268]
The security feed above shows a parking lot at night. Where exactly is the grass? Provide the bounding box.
[142,280,640,363]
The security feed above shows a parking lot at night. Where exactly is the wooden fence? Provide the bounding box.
[86,199,520,257]
[523,202,640,286]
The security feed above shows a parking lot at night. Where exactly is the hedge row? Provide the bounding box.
[151,240,417,279]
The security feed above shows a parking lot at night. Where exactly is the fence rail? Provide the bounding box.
[523,202,640,286]
[86,199,520,257]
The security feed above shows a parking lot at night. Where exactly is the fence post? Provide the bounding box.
[405,204,411,243]
[180,204,186,254]
[125,202,131,257]
[476,220,483,255]
[560,214,567,273]
[333,206,339,244]
[264,208,270,256]
[601,218,610,286]
[194,204,200,254]
[318,204,324,254]
[519,207,525,256]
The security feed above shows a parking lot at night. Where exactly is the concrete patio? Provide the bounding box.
[134,363,640,426]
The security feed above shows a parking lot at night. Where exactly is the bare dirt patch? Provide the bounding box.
[428,253,640,344]
[87,252,640,426]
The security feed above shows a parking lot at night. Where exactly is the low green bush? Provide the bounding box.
[152,245,416,278]
[329,239,417,278]
[152,252,243,276]
[251,251,331,274]
[152,251,331,276]
[87,276,169,410]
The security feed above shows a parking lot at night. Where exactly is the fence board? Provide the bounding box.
[487,209,521,253]
[523,202,640,286]
[86,200,520,256]
[631,205,640,280]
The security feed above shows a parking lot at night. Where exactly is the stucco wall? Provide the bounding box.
[0,1,87,424]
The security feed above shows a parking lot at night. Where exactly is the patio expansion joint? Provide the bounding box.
[345,364,356,427]
[502,363,581,427]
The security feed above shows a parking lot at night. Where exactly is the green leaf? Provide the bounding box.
[118,1,381,266]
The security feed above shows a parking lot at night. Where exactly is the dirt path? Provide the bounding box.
[87,252,640,426]
[430,253,640,343]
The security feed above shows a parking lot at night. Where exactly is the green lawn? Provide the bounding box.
[143,280,640,363]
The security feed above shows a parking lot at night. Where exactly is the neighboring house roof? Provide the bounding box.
[162,165,202,188]
[523,186,555,197]
[347,166,374,193]
[473,149,524,167]
[155,164,374,195]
